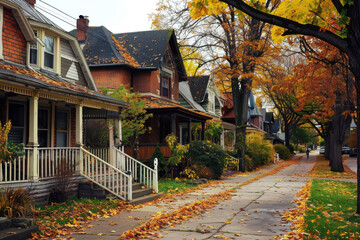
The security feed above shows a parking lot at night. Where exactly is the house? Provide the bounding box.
[71,19,212,160]
[179,75,237,149]
[0,0,155,203]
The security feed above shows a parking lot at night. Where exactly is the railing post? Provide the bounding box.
[154,158,158,193]
[128,173,132,201]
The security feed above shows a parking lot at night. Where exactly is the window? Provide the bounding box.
[38,108,49,147]
[30,30,38,65]
[44,34,54,69]
[56,110,68,147]
[8,102,26,144]
[161,77,169,97]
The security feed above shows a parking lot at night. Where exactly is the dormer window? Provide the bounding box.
[161,73,170,98]
[30,30,38,65]
[44,34,54,69]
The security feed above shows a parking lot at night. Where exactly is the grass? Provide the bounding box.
[35,198,130,227]
[307,155,355,179]
[304,179,360,239]
[158,178,198,193]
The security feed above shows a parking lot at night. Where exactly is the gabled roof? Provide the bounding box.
[71,27,187,81]
[8,0,62,30]
[188,76,210,102]
[179,81,206,113]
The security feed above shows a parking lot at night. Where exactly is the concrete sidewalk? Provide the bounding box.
[70,155,314,240]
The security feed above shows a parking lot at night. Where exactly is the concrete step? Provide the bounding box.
[132,188,153,199]
[0,225,38,240]
[128,193,163,205]
[0,218,10,231]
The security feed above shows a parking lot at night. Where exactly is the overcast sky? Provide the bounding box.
[35,0,159,33]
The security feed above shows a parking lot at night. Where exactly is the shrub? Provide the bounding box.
[180,168,198,180]
[0,188,33,218]
[244,154,254,171]
[185,141,227,179]
[150,145,166,177]
[246,133,274,169]
[274,144,292,160]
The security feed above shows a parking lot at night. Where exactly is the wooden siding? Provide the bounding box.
[60,39,87,86]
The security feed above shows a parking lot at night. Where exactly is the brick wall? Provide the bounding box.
[3,8,26,65]
[90,67,132,89]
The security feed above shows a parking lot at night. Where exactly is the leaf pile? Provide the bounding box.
[32,199,133,239]
[120,189,235,239]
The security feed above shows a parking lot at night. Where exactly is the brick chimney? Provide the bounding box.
[26,0,36,6]
[77,15,89,42]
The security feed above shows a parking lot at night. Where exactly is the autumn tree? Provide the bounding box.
[213,0,360,211]
[151,0,277,171]
[101,86,153,158]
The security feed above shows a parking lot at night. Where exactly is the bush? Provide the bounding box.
[246,133,274,169]
[0,188,33,218]
[185,141,227,179]
[150,145,166,178]
[274,144,292,160]
[244,154,254,171]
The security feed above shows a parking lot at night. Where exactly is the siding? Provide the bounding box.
[60,39,87,86]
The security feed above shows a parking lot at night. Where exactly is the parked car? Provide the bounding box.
[319,146,325,154]
[350,148,357,157]
[342,146,351,154]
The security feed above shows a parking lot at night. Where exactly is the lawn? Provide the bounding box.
[304,179,360,239]
[307,155,355,179]
[158,178,198,193]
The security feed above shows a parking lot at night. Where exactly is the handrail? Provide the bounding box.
[81,147,132,200]
[114,148,158,193]
[226,154,240,171]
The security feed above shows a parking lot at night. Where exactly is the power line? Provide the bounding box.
[38,0,77,20]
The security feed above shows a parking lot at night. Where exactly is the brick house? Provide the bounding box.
[72,19,211,160]
[0,0,155,203]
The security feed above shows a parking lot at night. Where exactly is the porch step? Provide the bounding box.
[78,182,106,199]
[129,193,163,205]
[0,218,38,240]
[132,188,153,199]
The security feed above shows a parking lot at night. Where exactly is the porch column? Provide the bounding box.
[75,105,83,174]
[171,114,176,135]
[220,127,225,149]
[109,121,115,165]
[187,120,191,143]
[201,121,205,140]
[28,95,39,181]
[115,115,122,146]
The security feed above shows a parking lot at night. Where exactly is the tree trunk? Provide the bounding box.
[357,89,360,214]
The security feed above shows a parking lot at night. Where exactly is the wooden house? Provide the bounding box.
[72,20,212,160]
[0,0,157,203]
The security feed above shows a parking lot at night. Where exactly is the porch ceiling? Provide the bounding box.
[83,107,119,119]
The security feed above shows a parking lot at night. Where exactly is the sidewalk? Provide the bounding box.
[70,155,315,240]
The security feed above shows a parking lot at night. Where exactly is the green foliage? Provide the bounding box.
[158,179,198,193]
[244,154,254,171]
[191,122,202,141]
[274,144,292,160]
[165,134,188,167]
[185,140,227,179]
[305,179,360,239]
[150,145,166,177]
[245,133,274,169]
[101,86,153,147]
[205,120,222,144]
[0,121,24,162]
[0,188,33,218]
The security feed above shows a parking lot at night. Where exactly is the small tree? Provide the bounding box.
[0,121,24,162]
[101,87,153,158]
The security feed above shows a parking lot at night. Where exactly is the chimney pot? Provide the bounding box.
[77,15,89,42]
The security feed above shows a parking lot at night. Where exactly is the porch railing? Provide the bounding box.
[85,147,109,163]
[226,154,240,171]
[0,148,31,183]
[80,147,132,200]
[38,147,79,179]
[114,148,158,193]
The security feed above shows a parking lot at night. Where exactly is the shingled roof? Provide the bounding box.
[187,76,210,102]
[71,27,187,81]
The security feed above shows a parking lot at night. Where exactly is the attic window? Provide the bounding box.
[44,34,54,69]
[161,75,170,98]
[164,50,174,69]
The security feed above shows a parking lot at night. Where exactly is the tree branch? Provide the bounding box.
[220,0,349,54]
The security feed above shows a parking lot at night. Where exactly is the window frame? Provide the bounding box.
[44,34,55,69]
[7,100,27,144]
[29,30,38,65]
[55,109,69,147]
[38,107,50,147]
